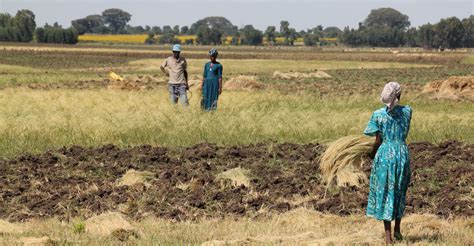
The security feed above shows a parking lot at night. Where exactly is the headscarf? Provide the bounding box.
[209,48,218,57]
[381,82,402,111]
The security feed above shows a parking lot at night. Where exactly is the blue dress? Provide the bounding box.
[364,105,412,221]
[202,62,223,111]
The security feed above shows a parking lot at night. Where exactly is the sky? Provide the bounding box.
[1,0,473,30]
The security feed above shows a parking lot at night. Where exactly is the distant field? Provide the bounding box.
[79,34,149,43]
[78,34,308,45]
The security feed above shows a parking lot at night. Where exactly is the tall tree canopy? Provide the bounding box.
[189,16,238,36]
[102,8,131,34]
[364,7,410,30]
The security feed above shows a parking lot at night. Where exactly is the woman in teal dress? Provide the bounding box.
[201,48,223,111]
[364,82,412,244]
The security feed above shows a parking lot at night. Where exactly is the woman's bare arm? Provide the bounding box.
[370,133,382,159]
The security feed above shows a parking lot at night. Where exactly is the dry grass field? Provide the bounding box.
[0,43,472,244]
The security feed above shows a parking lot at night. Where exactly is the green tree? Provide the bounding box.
[341,27,366,46]
[36,24,78,44]
[35,27,46,43]
[322,26,342,38]
[435,17,464,48]
[240,25,263,45]
[303,33,319,46]
[364,8,410,30]
[264,26,276,44]
[71,15,104,34]
[102,8,131,34]
[417,23,436,48]
[0,13,12,28]
[180,25,189,35]
[151,26,162,35]
[162,25,172,34]
[65,28,78,44]
[13,9,36,42]
[173,25,180,34]
[280,20,290,44]
[189,16,237,36]
[288,28,297,45]
[461,15,473,47]
[196,25,222,45]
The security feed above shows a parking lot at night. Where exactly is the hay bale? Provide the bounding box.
[422,76,474,101]
[216,167,251,188]
[319,135,373,188]
[273,71,332,80]
[223,76,265,90]
[0,220,23,234]
[117,169,155,187]
[85,212,135,236]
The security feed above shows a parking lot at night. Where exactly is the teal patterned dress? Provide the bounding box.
[202,61,222,111]
[364,105,412,221]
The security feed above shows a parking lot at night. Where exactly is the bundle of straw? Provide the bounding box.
[319,135,374,188]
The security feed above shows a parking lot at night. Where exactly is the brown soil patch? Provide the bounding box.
[273,71,332,79]
[0,141,472,222]
[223,76,265,90]
[422,76,474,101]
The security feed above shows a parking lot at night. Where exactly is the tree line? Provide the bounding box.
[71,7,473,48]
[0,10,78,44]
[0,7,473,48]
[341,8,473,49]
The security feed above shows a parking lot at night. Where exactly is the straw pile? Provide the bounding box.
[223,76,265,90]
[319,135,374,188]
[422,76,474,101]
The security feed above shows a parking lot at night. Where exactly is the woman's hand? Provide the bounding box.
[370,133,382,159]
[218,78,222,95]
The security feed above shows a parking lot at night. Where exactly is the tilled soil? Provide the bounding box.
[0,141,472,222]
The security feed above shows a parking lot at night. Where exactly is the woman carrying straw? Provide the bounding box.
[364,82,412,244]
[201,48,223,111]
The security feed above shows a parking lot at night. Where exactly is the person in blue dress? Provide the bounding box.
[364,82,412,244]
[201,48,223,111]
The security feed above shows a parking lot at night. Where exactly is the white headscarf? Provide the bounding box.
[381,82,402,111]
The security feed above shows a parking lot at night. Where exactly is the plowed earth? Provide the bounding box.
[0,141,472,222]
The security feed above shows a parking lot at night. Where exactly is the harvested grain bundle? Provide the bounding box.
[319,135,373,188]
[422,76,474,101]
[223,76,265,90]
[273,71,332,79]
